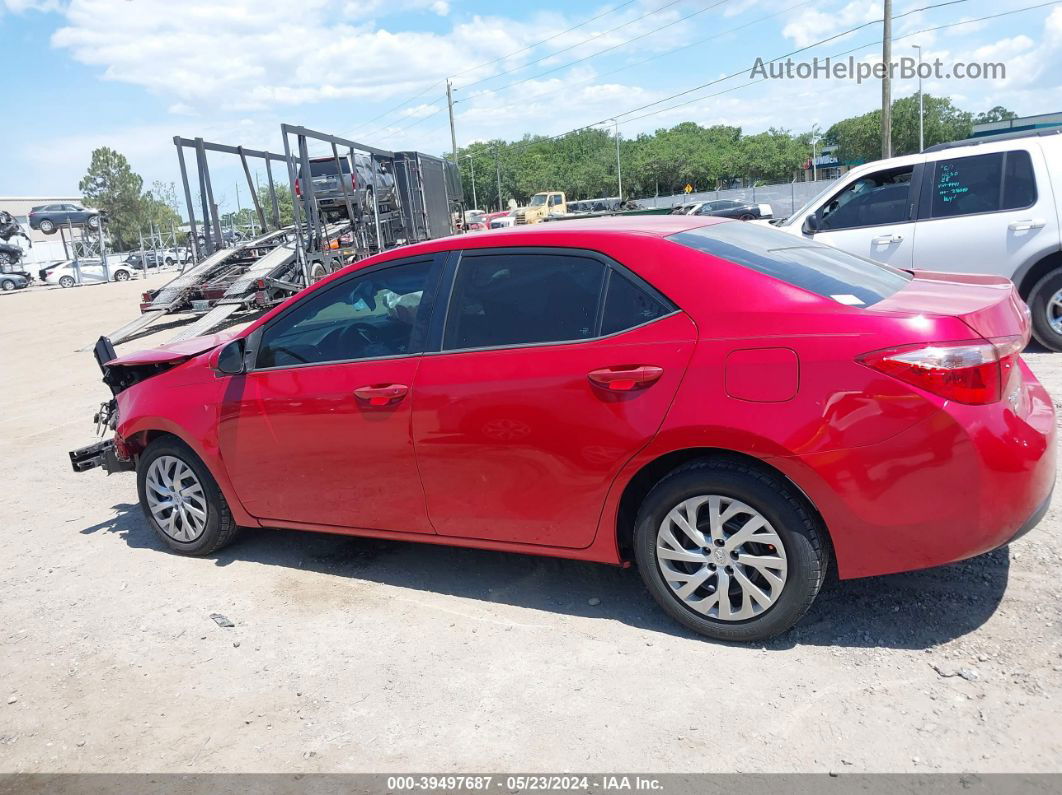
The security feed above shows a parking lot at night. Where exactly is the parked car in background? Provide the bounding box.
[692,199,773,220]
[464,210,487,231]
[0,241,25,266]
[125,249,190,270]
[44,259,132,288]
[775,129,1062,350]
[488,211,516,229]
[28,204,101,234]
[70,215,1052,643]
[0,271,30,292]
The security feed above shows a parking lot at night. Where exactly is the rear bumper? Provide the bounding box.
[777,359,1056,579]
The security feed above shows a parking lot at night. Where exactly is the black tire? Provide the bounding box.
[87,215,100,229]
[634,458,828,642]
[39,219,55,234]
[164,257,175,266]
[58,275,75,288]
[1028,268,1062,351]
[113,269,130,282]
[137,436,240,556]
[1,279,14,292]
[739,213,755,221]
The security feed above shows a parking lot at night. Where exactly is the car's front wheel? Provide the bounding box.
[58,275,75,288]
[113,269,130,282]
[39,219,55,234]
[634,459,828,642]
[137,437,239,555]
[1028,268,1062,352]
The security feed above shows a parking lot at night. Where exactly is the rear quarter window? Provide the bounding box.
[669,221,912,307]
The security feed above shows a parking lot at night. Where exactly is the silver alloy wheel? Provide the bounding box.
[656,495,788,621]
[145,455,209,542]
[1047,289,1062,335]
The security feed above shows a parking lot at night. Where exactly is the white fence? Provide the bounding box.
[636,177,840,218]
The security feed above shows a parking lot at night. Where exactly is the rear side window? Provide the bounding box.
[444,253,605,350]
[669,222,912,308]
[929,149,1037,218]
[1002,150,1037,209]
[601,270,670,335]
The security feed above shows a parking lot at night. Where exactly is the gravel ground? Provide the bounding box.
[0,277,1060,773]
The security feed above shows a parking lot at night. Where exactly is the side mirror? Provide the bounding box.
[211,339,246,375]
[802,212,820,235]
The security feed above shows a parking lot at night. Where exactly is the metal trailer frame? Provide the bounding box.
[279,124,402,284]
[174,136,287,259]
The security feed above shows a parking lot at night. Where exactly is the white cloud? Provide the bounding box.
[782,0,879,49]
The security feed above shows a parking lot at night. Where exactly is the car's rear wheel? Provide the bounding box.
[87,215,100,229]
[137,437,239,556]
[165,257,175,266]
[39,219,55,234]
[113,269,130,282]
[1028,268,1062,352]
[1,279,14,292]
[739,213,755,221]
[58,275,75,288]
[634,459,828,642]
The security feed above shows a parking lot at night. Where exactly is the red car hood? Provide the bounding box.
[106,331,236,366]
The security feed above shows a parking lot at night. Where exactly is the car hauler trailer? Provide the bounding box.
[98,128,464,348]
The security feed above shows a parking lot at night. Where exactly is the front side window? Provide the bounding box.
[444,253,606,350]
[819,167,913,230]
[257,259,434,368]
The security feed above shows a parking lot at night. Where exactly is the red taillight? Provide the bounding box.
[351,173,357,190]
[295,180,301,197]
[858,335,1026,405]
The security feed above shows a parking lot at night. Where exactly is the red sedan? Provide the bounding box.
[72,216,1055,641]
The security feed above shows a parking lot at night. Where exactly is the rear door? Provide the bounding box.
[911,147,1059,278]
[411,247,697,549]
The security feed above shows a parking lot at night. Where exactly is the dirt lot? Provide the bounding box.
[1,276,1060,774]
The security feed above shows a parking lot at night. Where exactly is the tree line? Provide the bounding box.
[455,94,1018,210]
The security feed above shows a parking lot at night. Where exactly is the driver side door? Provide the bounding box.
[219,254,443,533]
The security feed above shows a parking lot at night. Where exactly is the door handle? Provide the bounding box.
[872,234,903,245]
[353,383,408,406]
[1009,219,1046,232]
[588,365,664,392]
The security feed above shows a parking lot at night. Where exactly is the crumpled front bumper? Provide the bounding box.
[68,439,135,474]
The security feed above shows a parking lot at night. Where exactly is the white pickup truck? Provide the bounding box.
[773,130,1062,350]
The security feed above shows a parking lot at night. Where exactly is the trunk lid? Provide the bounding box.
[871,270,1030,341]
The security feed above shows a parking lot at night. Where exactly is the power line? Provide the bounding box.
[495,0,993,152]
[458,0,689,92]
[620,0,1058,124]
[349,0,639,136]
[362,0,715,141]
[455,0,732,102]
[456,0,815,119]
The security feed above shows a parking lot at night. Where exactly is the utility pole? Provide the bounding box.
[464,154,478,210]
[607,118,623,201]
[913,43,925,152]
[495,144,503,212]
[881,0,893,158]
[446,79,458,165]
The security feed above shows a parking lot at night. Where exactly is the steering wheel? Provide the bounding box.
[349,323,380,345]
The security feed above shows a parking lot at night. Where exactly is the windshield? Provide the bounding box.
[668,221,911,307]
[529,194,547,206]
[777,176,843,226]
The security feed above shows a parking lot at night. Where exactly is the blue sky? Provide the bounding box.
[1,0,1058,213]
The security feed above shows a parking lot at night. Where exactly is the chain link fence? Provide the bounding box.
[635,177,840,218]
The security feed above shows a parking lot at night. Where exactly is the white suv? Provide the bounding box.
[774,130,1062,349]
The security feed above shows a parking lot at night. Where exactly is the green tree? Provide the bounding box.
[974,106,1018,124]
[79,147,145,249]
[826,94,973,164]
